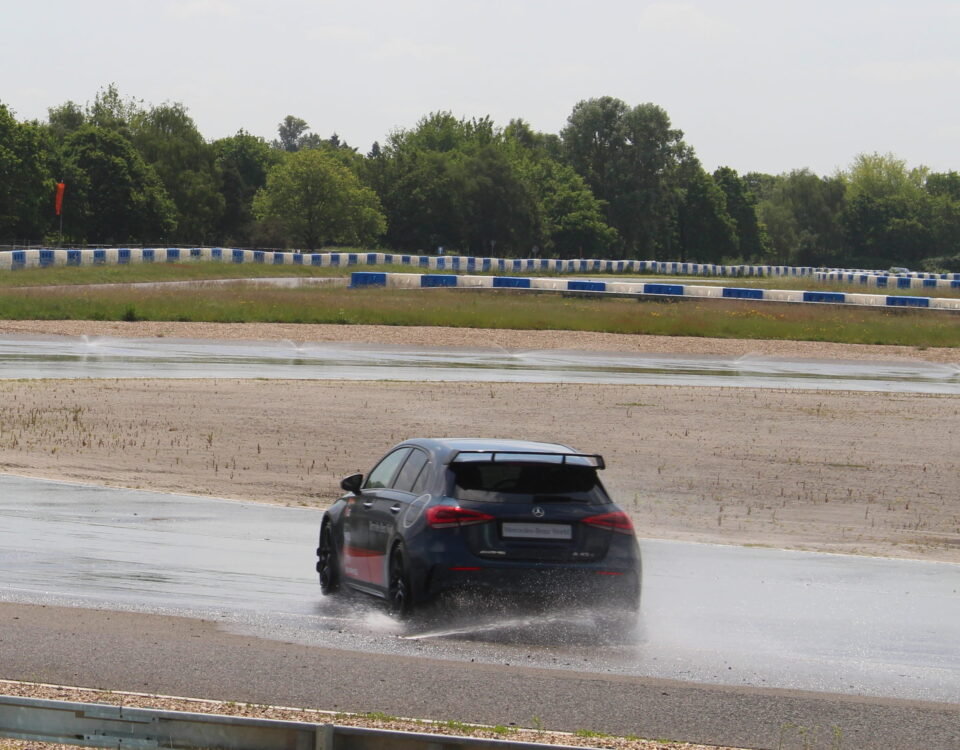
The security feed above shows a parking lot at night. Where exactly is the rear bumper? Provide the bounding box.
[424,563,640,610]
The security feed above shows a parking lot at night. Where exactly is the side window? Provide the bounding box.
[410,459,432,495]
[364,448,410,490]
[394,450,429,493]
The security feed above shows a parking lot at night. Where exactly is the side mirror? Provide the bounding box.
[340,473,363,494]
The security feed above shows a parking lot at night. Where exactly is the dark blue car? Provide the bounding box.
[316,438,641,617]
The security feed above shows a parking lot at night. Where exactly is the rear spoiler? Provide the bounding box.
[449,450,605,470]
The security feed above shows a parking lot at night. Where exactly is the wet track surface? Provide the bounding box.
[2,474,958,705]
[1,334,959,393]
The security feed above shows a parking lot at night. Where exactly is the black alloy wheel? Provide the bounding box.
[388,546,413,617]
[318,524,340,595]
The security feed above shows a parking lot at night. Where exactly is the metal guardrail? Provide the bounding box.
[0,695,587,750]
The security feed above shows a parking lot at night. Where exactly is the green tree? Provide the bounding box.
[274,115,310,152]
[61,124,176,244]
[394,112,495,154]
[675,159,736,263]
[842,194,930,268]
[521,156,617,256]
[272,116,364,177]
[46,84,143,145]
[87,84,143,137]
[131,102,224,244]
[46,100,86,143]
[926,171,960,201]
[452,144,539,255]
[713,166,770,261]
[561,97,686,258]
[844,152,927,203]
[372,112,541,254]
[374,147,461,251]
[922,172,960,269]
[0,104,57,242]
[756,198,798,264]
[757,170,846,265]
[503,119,616,256]
[213,129,279,245]
[742,172,778,202]
[840,153,932,268]
[252,148,385,250]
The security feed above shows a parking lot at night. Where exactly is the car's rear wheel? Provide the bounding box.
[597,607,639,640]
[388,545,413,617]
[317,524,340,595]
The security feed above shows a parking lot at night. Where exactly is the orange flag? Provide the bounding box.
[55,182,66,216]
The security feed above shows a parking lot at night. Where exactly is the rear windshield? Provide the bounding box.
[450,462,608,504]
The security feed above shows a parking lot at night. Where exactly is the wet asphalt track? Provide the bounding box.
[1,476,958,708]
[2,335,959,747]
[1,334,959,393]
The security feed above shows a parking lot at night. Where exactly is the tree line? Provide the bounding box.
[2,86,958,271]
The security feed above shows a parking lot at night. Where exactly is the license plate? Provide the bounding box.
[501,522,572,540]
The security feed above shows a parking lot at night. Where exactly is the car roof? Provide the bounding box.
[398,437,588,464]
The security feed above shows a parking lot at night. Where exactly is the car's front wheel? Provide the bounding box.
[388,545,413,617]
[317,524,340,595]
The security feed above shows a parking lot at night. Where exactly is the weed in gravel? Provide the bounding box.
[777,721,844,750]
[575,728,614,738]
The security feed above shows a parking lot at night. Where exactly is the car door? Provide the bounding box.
[362,448,432,594]
[343,447,410,591]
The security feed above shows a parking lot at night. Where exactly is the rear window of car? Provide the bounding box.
[394,449,429,493]
[450,462,608,504]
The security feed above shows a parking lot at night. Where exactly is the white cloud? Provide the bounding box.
[637,2,731,38]
[374,38,455,62]
[306,25,372,44]
[853,59,960,83]
[165,0,236,19]
[934,124,960,140]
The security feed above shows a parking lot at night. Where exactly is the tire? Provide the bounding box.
[317,524,340,595]
[387,545,413,617]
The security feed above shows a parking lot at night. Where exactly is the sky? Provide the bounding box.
[3,0,959,176]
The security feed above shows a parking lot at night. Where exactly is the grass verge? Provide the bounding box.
[0,261,353,287]
[1,284,957,348]
[1,260,958,298]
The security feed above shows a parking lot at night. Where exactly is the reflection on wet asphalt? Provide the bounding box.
[0,334,958,393]
[2,474,958,703]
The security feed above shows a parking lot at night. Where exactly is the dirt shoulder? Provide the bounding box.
[1,320,957,563]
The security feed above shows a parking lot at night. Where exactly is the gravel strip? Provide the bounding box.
[0,681,737,750]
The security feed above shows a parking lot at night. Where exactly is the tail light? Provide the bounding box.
[582,511,635,535]
[427,505,495,529]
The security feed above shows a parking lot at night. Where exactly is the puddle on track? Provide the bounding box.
[0,334,958,393]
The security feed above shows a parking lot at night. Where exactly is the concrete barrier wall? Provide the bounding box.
[4,249,960,296]
[350,272,960,312]
[0,248,855,279]
[816,271,960,290]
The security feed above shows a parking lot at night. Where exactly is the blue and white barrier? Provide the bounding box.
[0,248,825,278]
[350,272,960,312]
[2,249,957,291]
[816,271,960,290]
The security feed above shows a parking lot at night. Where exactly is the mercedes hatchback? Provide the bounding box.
[315,438,641,617]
